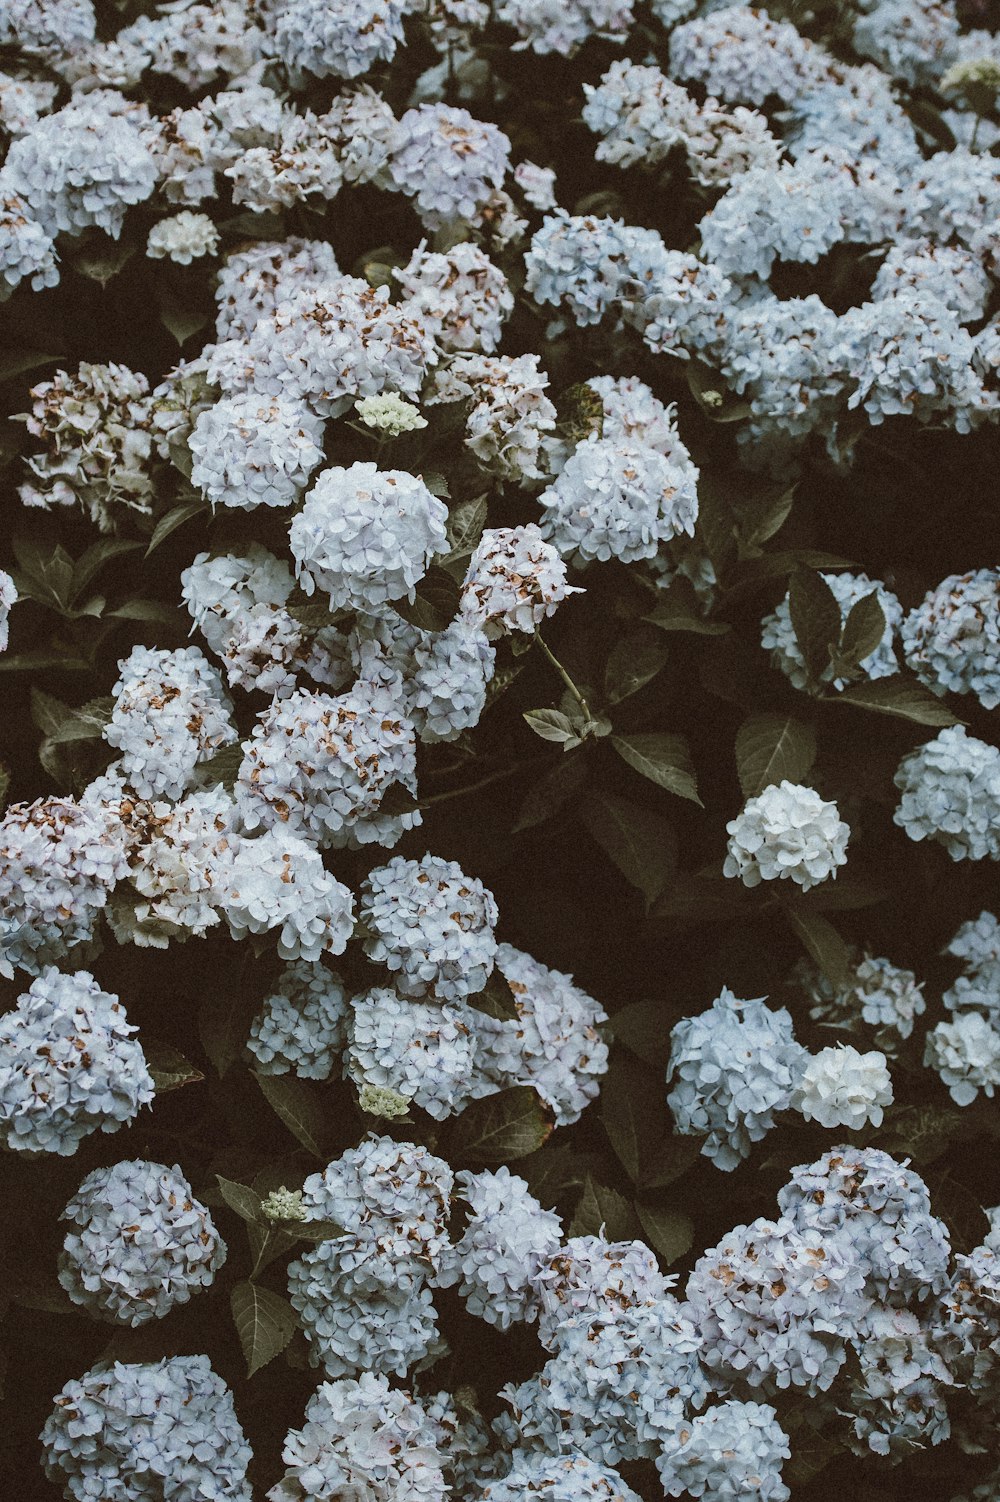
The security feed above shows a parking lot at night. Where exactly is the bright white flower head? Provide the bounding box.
[925,1011,1000,1105]
[431,352,557,481]
[460,524,579,638]
[657,1401,791,1502]
[0,568,17,652]
[396,241,513,354]
[220,830,355,963]
[792,1045,893,1130]
[214,237,340,340]
[0,192,58,298]
[259,0,407,79]
[439,1167,561,1329]
[290,463,449,612]
[146,211,219,264]
[354,393,427,435]
[409,619,495,743]
[345,987,478,1120]
[724,782,849,891]
[496,0,635,57]
[247,961,349,1080]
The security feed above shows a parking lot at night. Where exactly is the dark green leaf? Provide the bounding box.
[450,1086,552,1163]
[144,501,205,558]
[107,599,179,623]
[582,794,677,908]
[421,470,450,499]
[635,1203,694,1264]
[393,565,460,632]
[786,908,851,992]
[599,1056,667,1182]
[839,590,887,670]
[835,676,962,726]
[0,348,64,382]
[160,286,211,347]
[70,539,144,600]
[144,1040,204,1093]
[644,596,729,636]
[606,998,680,1068]
[292,1219,345,1244]
[512,753,587,833]
[735,713,817,799]
[43,695,114,747]
[903,97,958,151]
[694,478,737,574]
[651,873,750,929]
[444,493,488,557]
[13,538,75,610]
[569,1175,641,1240]
[604,628,671,705]
[522,707,578,745]
[247,1224,305,1278]
[215,1176,264,1225]
[788,569,843,684]
[230,1281,297,1378]
[72,238,136,286]
[255,1073,330,1158]
[467,972,519,1021]
[196,743,244,794]
[640,1133,702,1190]
[737,482,796,553]
[30,686,70,739]
[686,360,751,423]
[0,649,91,673]
[612,733,702,806]
[522,1144,597,1208]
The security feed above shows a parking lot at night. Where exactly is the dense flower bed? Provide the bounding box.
[1,0,1000,1497]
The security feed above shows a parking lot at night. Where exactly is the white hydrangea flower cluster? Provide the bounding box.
[532,1234,670,1350]
[495,0,635,58]
[104,646,236,801]
[902,569,1000,711]
[791,1044,894,1131]
[776,1147,952,1305]
[354,393,427,436]
[234,682,419,849]
[872,238,991,322]
[1,89,156,238]
[0,795,127,974]
[667,5,830,108]
[288,1136,452,1377]
[538,434,699,566]
[724,782,850,891]
[476,943,610,1125]
[189,393,324,510]
[345,985,478,1120]
[220,829,355,963]
[656,1400,791,1502]
[893,727,1000,862]
[942,911,1000,1021]
[431,353,557,481]
[396,241,513,353]
[18,362,157,529]
[358,852,498,1002]
[408,618,496,743]
[207,275,436,420]
[460,524,579,638]
[146,211,219,264]
[667,988,807,1170]
[388,103,510,229]
[441,1167,562,1328]
[924,1011,1000,1105]
[0,969,153,1156]
[259,0,407,81]
[41,1356,252,1502]
[0,190,57,297]
[269,1374,446,1502]
[290,464,449,612]
[846,1306,954,1458]
[247,961,349,1079]
[481,1450,642,1501]
[0,566,15,651]
[761,572,902,690]
[58,1159,226,1325]
[213,237,340,340]
[800,952,926,1047]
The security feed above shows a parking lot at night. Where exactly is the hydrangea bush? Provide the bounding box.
[1,0,1000,1498]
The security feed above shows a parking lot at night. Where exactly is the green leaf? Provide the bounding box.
[569,1175,641,1241]
[603,628,670,705]
[582,793,677,908]
[512,754,587,834]
[835,676,962,727]
[12,537,75,610]
[230,1281,297,1378]
[444,493,488,557]
[523,708,578,745]
[159,286,211,347]
[450,1086,552,1163]
[291,1219,345,1245]
[421,470,450,499]
[839,590,887,670]
[145,501,206,558]
[467,972,520,1021]
[737,482,796,553]
[788,569,843,684]
[144,1041,204,1093]
[606,998,680,1068]
[612,733,702,806]
[599,1056,667,1182]
[43,695,114,747]
[635,1203,694,1265]
[786,907,851,992]
[644,597,729,636]
[215,1176,264,1225]
[522,1144,596,1208]
[70,539,144,601]
[107,599,179,623]
[651,872,750,929]
[685,360,752,423]
[0,763,8,816]
[255,1073,330,1159]
[30,686,70,739]
[392,565,460,632]
[72,237,136,287]
[640,1133,703,1190]
[0,348,64,382]
[282,585,349,632]
[196,743,244,793]
[0,649,90,674]
[247,1224,306,1279]
[735,713,817,799]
